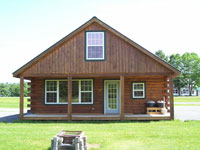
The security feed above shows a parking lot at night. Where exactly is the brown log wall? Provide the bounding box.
[124,76,165,114]
[29,76,165,114]
[23,22,172,77]
[30,77,104,114]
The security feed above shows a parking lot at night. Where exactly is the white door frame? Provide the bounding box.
[104,80,120,114]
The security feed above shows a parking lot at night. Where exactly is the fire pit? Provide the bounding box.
[51,130,87,150]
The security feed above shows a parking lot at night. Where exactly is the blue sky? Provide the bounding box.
[0,0,200,83]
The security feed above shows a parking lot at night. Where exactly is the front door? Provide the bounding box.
[104,80,120,114]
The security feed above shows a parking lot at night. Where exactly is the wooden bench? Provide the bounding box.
[147,107,162,114]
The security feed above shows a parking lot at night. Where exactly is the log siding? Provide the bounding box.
[22,22,172,77]
[29,76,165,114]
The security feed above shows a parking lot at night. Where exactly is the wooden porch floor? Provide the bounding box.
[24,113,170,121]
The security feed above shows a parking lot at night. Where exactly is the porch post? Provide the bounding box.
[120,75,125,121]
[169,75,174,120]
[68,76,72,121]
[20,76,24,120]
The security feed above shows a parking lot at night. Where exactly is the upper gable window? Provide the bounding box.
[85,31,105,60]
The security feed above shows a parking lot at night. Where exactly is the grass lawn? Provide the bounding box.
[175,104,200,106]
[0,97,29,108]
[174,96,200,102]
[0,120,200,150]
[0,97,200,149]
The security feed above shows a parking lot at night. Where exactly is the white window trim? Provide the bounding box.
[132,82,145,99]
[86,31,105,60]
[79,80,93,104]
[45,79,67,104]
[45,79,93,104]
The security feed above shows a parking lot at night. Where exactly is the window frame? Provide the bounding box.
[79,80,93,103]
[132,82,146,99]
[173,89,178,95]
[45,79,67,104]
[45,79,94,105]
[85,31,106,61]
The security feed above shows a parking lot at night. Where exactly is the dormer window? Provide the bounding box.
[85,31,105,60]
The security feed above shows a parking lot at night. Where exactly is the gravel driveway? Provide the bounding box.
[0,108,28,122]
[174,106,200,121]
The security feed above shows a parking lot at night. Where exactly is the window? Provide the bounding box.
[108,83,118,110]
[85,31,105,60]
[174,89,178,95]
[182,89,189,94]
[72,81,79,103]
[80,80,93,102]
[132,82,145,99]
[45,80,67,104]
[45,79,93,104]
[59,81,68,103]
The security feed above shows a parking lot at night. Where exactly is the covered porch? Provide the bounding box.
[19,74,174,121]
[23,113,170,121]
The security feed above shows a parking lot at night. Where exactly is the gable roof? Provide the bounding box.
[13,16,180,77]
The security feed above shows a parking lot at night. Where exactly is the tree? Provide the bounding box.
[8,83,20,97]
[0,82,29,97]
[155,50,169,62]
[24,82,28,97]
[155,51,200,96]
[0,83,10,96]
[180,53,200,96]
[169,54,187,96]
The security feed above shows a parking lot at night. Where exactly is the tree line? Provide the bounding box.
[155,50,200,96]
[0,83,28,97]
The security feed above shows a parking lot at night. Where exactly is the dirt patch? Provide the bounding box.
[87,143,100,149]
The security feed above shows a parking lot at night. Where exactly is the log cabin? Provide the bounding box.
[13,16,180,121]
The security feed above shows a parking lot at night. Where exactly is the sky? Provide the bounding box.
[0,0,200,83]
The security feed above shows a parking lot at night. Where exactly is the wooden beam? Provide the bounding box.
[120,75,125,121]
[169,76,174,120]
[20,76,24,120]
[22,72,171,78]
[68,76,72,121]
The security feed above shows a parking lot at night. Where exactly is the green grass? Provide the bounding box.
[0,97,29,108]
[0,120,200,150]
[175,104,200,106]
[0,97,200,149]
[174,96,200,102]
